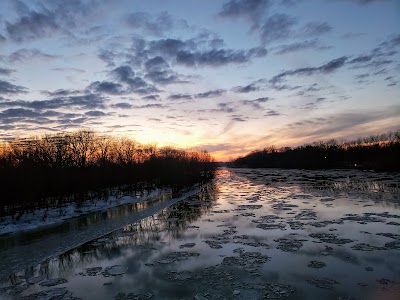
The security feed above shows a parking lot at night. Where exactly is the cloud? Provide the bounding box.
[346,35,399,72]
[127,37,267,69]
[175,47,267,67]
[195,89,226,98]
[231,115,248,122]
[300,22,332,37]
[132,103,168,109]
[218,0,271,25]
[6,10,59,42]
[88,81,125,95]
[0,108,93,127]
[144,56,185,84]
[0,94,105,110]
[1,48,58,63]
[259,14,296,44]
[378,34,400,50]
[84,110,107,117]
[341,32,367,39]
[0,80,28,95]
[44,89,82,97]
[168,93,193,100]
[112,65,159,93]
[300,107,400,137]
[142,94,160,100]
[51,67,86,73]
[232,83,260,93]
[4,0,101,42]
[338,0,394,5]
[124,11,188,36]
[87,65,159,95]
[270,56,348,83]
[111,102,133,109]
[0,68,15,76]
[348,55,373,64]
[264,109,281,116]
[240,97,271,109]
[273,40,331,55]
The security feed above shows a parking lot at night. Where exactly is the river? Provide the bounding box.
[1,168,399,300]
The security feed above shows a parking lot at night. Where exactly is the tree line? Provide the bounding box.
[0,130,216,218]
[230,130,400,171]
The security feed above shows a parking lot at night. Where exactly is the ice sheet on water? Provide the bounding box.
[39,278,67,287]
[103,265,128,276]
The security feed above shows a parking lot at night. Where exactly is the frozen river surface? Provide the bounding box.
[1,168,400,300]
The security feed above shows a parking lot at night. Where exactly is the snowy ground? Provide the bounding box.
[0,189,162,236]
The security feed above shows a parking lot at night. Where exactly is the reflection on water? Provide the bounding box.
[1,168,400,300]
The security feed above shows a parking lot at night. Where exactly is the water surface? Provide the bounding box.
[1,168,399,300]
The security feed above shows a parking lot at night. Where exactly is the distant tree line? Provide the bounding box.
[230,130,400,171]
[0,130,216,218]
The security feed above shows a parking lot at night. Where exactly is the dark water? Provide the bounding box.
[1,168,400,300]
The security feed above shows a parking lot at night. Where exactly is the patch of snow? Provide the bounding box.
[0,190,161,236]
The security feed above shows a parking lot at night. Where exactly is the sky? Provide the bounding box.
[0,0,399,161]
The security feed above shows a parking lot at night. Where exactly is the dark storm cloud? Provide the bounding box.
[0,80,28,95]
[0,94,105,110]
[218,0,271,24]
[259,14,296,44]
[232,83,260,93]
[0,68,15,76]
[270,56,348,83]
[0,35,6,43]
[195,89,226,98]
[124,11,188,36]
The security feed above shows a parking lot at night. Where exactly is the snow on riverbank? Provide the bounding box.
[0,189,163,236]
